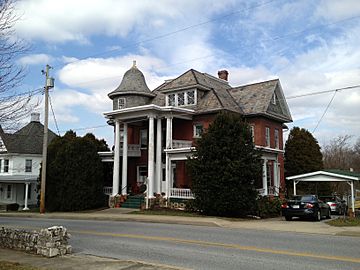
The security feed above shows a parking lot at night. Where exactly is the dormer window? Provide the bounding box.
[166,90,197,107]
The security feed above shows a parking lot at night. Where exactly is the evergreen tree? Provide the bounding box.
[187,112,262,217]
[45,131,107,211]
[284,127,329,195]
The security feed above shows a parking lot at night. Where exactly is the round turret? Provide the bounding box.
[108,61,155,110]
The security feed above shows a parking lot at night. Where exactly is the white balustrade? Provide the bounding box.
[170,188,194,199]
[103,186,113,195]
[172,140,192,149]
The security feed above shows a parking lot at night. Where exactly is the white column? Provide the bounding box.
[148,116,155,198]
[165,116,173,198]
[121,122,128,195]
[23,183,29,210]
[273,161,278,195]
[262,158,268,195]
[293,180,297,195]
[155,117,162,194]
[112,120,120,196]
[351,180,355,216]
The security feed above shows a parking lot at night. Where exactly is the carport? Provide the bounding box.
[286,170,360,216]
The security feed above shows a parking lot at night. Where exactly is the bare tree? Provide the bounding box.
[0,0,39,130]
[323,135,354,170]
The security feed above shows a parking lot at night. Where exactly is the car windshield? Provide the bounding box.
[292,195,316,201]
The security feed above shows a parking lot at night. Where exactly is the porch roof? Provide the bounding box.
[286,170,360,182]
[104,104,194,121]
[0,175,38,183]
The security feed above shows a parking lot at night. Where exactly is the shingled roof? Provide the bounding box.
[0,121,57,155]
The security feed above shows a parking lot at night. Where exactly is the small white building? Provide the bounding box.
[0,113,57,210]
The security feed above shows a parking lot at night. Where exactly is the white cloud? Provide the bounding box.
[14,0,235,43]
[315,0,360,20]
[18,54,53,66]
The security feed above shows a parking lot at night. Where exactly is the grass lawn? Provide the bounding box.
[0,261,42,270]
[327,217,360,227]
[130,208,202,217]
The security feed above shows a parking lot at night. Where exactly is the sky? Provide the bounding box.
[10,0,360,147]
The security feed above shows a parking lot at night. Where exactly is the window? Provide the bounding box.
[6,184,12,199]
[272,93,277,105]
[193,124,203,138]
[0,159,2,172]
[275,129,279,149]
[4,159,9,173]
[137,166,147,183]
[265,127,270,147]
[168,94,176,106]
[140,129,148,148]
[178,92,185,106]
[25,159,32,172]
[187,90,195,105]
[117,98,126,109]
[167,90,197,107]
[250,125,255,143]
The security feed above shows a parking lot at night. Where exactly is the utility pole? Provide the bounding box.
[40,65,54,214]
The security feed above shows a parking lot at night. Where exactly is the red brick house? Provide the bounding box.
[100,62,292,202]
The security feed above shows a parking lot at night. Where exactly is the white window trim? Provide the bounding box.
[137,165,147,183]
[193,123,203,138]
[140,129,148,149]
[167,89,197,107]
[250,125,255,143]
[6,184,13,200]
[272,93,276,105]
[25,159,32,173]
[117,98,126,109]
[4,159,9,173]
[265,127,270,147]
[275,129,279,149]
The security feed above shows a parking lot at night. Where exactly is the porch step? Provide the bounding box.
[121,195,144,209]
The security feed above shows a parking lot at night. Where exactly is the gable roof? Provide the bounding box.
[286,170,360,181]
[229,79,292,122]
[0,121,57,155]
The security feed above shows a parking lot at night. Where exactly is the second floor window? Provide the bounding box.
[140,129,148,148]
[193,124,203,138]
[25,159,32,172]
[4,159,9,173]
[265,127,270,147]
[275,129,279,149]
[250,125,255,143]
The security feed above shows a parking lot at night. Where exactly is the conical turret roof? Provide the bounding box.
[108,61,155,99]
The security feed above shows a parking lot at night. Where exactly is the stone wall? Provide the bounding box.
[0,226,72,258]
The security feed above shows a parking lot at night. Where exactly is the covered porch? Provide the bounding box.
[103,104,195,202]
[0,176,37,210]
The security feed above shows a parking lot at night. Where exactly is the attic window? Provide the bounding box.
[272,93,277,105]
[117,98,126,109]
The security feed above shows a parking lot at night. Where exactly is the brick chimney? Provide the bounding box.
[218,70,229,81]
[30,113,40,122]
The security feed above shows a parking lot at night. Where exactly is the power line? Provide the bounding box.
[52,0,277,69]
[312,89,337,133]
[286,84,360,99]
[58,124,109,133]
[48,93,60,136]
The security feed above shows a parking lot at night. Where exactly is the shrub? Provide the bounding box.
[257,196,282,218]
[6,203,19,211]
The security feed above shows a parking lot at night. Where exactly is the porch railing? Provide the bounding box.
[103,186,112,195]
[172,140,192,149]
[257,186,279,196]
[170,188,194,199]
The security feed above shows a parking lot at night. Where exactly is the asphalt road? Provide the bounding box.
[1,217,359,270]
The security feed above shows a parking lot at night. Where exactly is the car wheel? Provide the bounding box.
[326,209,331,219]
[285,216,292,221]
[314,210,321,221]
